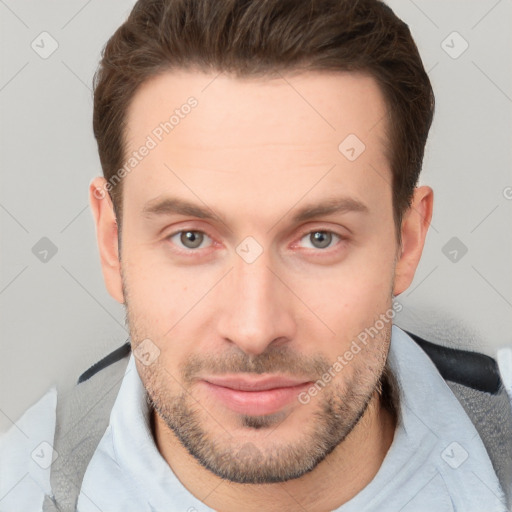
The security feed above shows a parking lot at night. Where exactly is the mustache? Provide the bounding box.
[181,345,332,383]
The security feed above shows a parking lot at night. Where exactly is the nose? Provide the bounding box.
[216,248,297,356]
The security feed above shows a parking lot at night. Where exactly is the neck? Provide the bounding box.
[152,384,397,512]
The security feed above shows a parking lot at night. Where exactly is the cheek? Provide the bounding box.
[122,250,191,334]
[295,251,395,335]
[122,247,221,368]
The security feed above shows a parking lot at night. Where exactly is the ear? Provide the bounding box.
[89,177,125,304]
[393,186,434,296]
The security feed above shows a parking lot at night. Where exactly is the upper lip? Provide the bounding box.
[203,375,311,391]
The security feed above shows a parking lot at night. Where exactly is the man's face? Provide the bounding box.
[119,70,399,483]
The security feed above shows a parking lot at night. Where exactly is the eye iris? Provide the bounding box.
[310,231,332,249]
[180,231,203,248]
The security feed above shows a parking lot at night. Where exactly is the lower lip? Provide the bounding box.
[201,381,312,416]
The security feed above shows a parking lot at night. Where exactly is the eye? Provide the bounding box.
[168,230,213,250]
[298,230,343,250]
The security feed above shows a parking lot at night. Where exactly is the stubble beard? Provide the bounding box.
[127,308,391,485]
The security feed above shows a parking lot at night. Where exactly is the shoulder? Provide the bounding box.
[404,330,504,393]
[402,329,512,506]
[0,343,132,511]
[0,386,58,510]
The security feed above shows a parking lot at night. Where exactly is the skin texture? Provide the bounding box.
[90,70,433,511]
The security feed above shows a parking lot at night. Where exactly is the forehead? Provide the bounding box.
[122,69,391,225]
[125,69,389,148]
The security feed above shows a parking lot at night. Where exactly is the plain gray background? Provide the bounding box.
[1,0,511,434]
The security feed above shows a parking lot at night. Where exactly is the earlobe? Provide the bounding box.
[89,177,125,304]
[393,186,434,296]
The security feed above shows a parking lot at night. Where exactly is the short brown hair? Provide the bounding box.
[93,0,434,242]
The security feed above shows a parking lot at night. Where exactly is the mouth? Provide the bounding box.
[200,375,313,416]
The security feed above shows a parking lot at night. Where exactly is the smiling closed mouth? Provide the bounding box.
[200,374,313,415]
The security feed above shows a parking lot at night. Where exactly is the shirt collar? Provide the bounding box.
[100,324,503,510]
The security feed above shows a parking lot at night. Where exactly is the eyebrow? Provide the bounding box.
[142,195,369,225]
